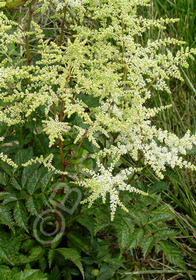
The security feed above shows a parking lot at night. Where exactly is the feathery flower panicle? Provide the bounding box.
[42,117,71,147]
[0,0,195,220]
[80,160,146,220]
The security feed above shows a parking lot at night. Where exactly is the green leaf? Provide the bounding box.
[41,171,54,192]
[0,161,13,176]
[142,235,154,258]
[78,93,100,108]
[149,212,173,224]
[21,163,39,188]
[17,247,44,265]
[0,192,10,201]
[2,194,18,205]
[150,182,169,194]
[117,219,134,249]
[0,247,14,265]
[56,248,84,279]
[118,224,130,249]
[27,247,43,263]
[21,239,35,253]
[26,168,43,195]
[159,241,185,268]
[14,201,28,232]
[99,263,115,280]
[48,249,55,269]
[67,232,90,254]
[129,228,145,250]
[15,148,33,165]
[48,265,61,280]
[77,214,95,237]
[0,171,8,186]
[154,229,178,239]
[0,265,11,280]
[41,193,51,208]
[92,208,110,235]
[12,268,47,280]
[26,196,39,216]
[0,205,15,233]
[11,178,22,191]
[127,208,144,226]
[81,138,95,153]
[149,205,174,224]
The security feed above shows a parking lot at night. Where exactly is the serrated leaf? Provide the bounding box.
[117,221,134,249]
[129,228,145,250]
[92,208,110,235]
[149,205,174,224]
[27,247,43,263]
[0,265,11,279]
[0,205,15,233]
[15,148,33,165]
[0,171,8,186]
[14,201,28,232]
[11,177,22,191]
[99,263,115,280]
[26,196,39,216]
[21,163,39,188]
[48,265,61,280]
[154,229,178,239]
[0,247,14,265]
[127,208,143,226]
[150,182,169,194]
[12,268,47,280]
[77,214,95,237]
[142,235,154,258]
[155,243,161,254]
[67,232,90,254]
[41,193,51,208]
[3,194,18,205]
[26,168,42,195]
[152,205,173,214]
[48,250,55,269]
[149,213,173,224]
[41,171,54,192]
[0,162,13,176]
[56,248,84,279]
[159,241,185,268]
[118,224,130,249]
[0,192,10,201]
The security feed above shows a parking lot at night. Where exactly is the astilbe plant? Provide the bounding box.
[0,0,196,221]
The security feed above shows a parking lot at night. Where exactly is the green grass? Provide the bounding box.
[136,1,196,278]
[149,0,196,133]
[150,0,196,276]
[154,0,195,48]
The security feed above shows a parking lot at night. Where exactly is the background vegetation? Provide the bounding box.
[0,0,195,279]
[139,0,196,279]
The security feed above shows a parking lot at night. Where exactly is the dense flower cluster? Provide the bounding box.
[0,0,195,219]
[43,117,71,147]
[80,160,146,220]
